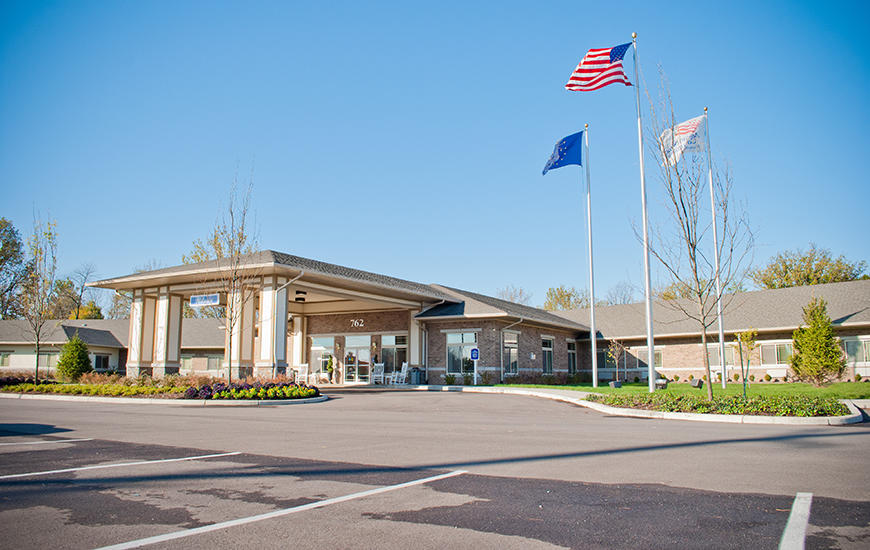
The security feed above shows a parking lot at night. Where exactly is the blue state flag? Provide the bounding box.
[542,131,583,175]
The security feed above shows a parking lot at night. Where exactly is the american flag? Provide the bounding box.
[565,42,632,92]
[660,115,707,166]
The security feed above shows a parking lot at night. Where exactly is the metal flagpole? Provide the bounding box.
[632,32,656,393]
[585,124,598,388]
[705,107,727,389]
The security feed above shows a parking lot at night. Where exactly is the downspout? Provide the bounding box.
[501,317,524,382]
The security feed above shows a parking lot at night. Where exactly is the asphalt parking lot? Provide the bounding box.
[1,389,868,549]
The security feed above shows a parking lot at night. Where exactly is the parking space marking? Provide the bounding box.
[0,438,94,447]
[0,451,241,480]
[95,469,468,550]
[779,492,813,550]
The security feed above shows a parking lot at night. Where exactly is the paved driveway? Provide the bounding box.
[0,389,867,548]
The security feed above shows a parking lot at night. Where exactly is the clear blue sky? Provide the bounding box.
[2,0,868,308]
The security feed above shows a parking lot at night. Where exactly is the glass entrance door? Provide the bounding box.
[344,335,371,383]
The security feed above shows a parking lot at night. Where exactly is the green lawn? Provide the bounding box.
[499,381,870,399]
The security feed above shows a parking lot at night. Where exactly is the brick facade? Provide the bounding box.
[421,319,582,383]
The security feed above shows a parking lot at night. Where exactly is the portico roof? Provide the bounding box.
[90,250,457,306]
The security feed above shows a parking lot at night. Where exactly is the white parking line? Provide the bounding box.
[0,451,242,480]
[779,492,813,550]
[0,437,94,447]
[95,469,468,550]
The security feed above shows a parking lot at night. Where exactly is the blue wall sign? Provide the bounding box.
[470,348,479,361]
[190,293,220,307]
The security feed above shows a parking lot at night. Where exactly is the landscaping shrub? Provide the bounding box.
[444,374,456,385]
[688,374,694,381]
[856,373,862,382]
[749,375,755,382]
[585,393,849,417]
[56,334,93,382]
[673,375,680,382]
[633,376,639,383]
[462,374,473,385]
[764,374,772,381]
[791,297,846,386]
[188,381,319,400]
[733,374,740,382]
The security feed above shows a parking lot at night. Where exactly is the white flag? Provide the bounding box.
[660,114,706,166]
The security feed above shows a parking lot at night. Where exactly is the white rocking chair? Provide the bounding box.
[293,363,310,385]
[371,363,386,384]
[390,362,409,385]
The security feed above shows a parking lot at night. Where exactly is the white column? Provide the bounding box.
[409,310,422,367]
[224,286,255,376]
[153,287,183,376]
[141,294,156,366]
[126,290,145,376]
[255,277,288,377]
[291,316,305,366]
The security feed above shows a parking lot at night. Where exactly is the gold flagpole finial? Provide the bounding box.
[704,106,708,114]
[585,123,589,129]
[632,32,637,39]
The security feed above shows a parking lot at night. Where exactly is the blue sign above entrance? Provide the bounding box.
[190,293,220,307]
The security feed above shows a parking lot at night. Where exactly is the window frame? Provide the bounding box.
[567,340,577,374]
[446,331,478,375]
[541,337,554,374]
[502,331,519,376]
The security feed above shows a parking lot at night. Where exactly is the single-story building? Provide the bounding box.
[2,251,867,384]
[557,279,870,382]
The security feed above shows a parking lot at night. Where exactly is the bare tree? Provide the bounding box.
[69,263,97,319]
[643,72,753,400]
[190,180,260,382]
[496,285,532,305]
[20,218,59,381]
[605,281,636,305]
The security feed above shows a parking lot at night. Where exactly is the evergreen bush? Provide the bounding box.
[56,333,92,382]
[791,297,846,386]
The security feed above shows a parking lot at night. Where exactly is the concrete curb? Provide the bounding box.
[0,392,329,407]
[396,385,864,426]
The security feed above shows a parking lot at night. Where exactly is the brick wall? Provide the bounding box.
[422,319,581,383]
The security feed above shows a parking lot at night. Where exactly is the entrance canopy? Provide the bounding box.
[90,250,458,378]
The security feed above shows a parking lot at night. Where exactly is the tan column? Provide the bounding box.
[291,315,307,366]
[126,290,145,377]
[255,277,288,378]
[408,310,423,368]
[223,286,256,379]
[152,287,183,377]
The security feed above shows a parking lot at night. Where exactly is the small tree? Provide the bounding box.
[20,219,60,381]
[56,333,93,381]
[790,297,845,386]
[607,339,627,383]
[734,328,757,399]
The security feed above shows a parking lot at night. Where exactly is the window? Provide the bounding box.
[845,340,870,365]
[0,352,10,367]
[596,349,617,369]
[706,345,735,367]
[181,355,194,371]
[93,355,110,371]
[37,352,59,368]
[761,343,793,366]
[567,341,577,374]
[311,336,335,375]
[381,334,407,375]
[632,348,663,369]
[207,355,223,371]
[447,332,477,374]
[502,332,518,376]
[541,338,553,374]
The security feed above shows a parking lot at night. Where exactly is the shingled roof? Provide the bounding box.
[417,284,588,332]
[556,279,870,340]
[90,250,455,303]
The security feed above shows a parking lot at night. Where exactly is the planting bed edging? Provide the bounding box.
[397,385,864,425]
[0,392,328,406]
